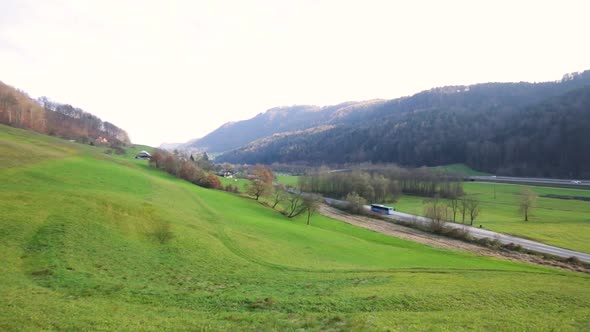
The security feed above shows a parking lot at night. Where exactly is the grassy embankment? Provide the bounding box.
[1,125,590,330]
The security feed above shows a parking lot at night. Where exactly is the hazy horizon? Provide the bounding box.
[1,0,589,146]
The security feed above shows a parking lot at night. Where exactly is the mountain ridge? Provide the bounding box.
[176,100,387,153]
[178,72,590,156]
[213,70,590,178]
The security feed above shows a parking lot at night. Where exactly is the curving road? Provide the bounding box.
[323,198,590,263]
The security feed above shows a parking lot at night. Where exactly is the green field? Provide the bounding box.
[219,176,250,192]
[392,182,590,253]
[430,163,491,176]
[1,124,590,330]
[276,174,300,187]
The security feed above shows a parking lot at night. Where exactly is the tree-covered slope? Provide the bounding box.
[0,81,130,145]
[217,71,590,178]
[182,100,387,153]
[2,124,589,330]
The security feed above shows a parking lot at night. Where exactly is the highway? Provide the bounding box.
[323,198,590,263]
[382,209,590,262]
[316,168,590,187]
[469,175,590,187]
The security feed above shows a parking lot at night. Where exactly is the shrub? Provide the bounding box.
[476,237,502,249]
[202,174,222,189]
[345,192,367,214]
[111,146,126,155]
[150,219,174,244]
[443,226,471,240]
[565,256,581,265]
[148,149,224,191]
[503,243,523,252]
[245,297,275,310]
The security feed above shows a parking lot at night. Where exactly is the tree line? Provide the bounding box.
[149,149,223,190]
[0,81,130,145]
[298,166,464,204]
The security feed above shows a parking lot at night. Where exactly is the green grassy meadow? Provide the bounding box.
[276,174,300,187]
[392,182,590,253]
[1,124,590,330]
[219,176,250,192]
[430,163,492,176]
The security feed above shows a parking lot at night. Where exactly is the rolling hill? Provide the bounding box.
[1,124,590,330]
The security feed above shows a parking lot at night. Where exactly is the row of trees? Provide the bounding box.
[429,195,481,226]
[423,187,539,231]
[377,166,464,198]
[299,171,400,203]
[149,149,222,189]
[298,167,464,205]
[0,84,46,133]
[0,82,130,145]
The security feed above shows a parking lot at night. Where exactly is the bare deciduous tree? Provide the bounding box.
[449,197,460,222]
[459,197,469,223]
[303,194,323,225]
[466,198,481,226]
[271,185,287,209]
[286,191,306,218]
[423,195,449,233]
[245,164,274,200]
[519,188,537,221]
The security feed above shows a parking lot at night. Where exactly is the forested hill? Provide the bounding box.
[0,81,130,145]
[180,100,388,153]
[216,71,590,178]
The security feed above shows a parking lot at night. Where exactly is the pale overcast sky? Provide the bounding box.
[1,0,589,146]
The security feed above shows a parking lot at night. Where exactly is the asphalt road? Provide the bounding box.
[469,175,590,187]
[317,169,589,187]
[323,197,590,263]
[381,208,590,263]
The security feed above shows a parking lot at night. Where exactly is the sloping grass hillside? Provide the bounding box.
[1,124,590,331]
